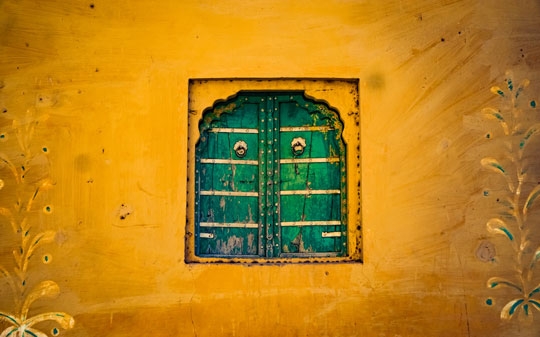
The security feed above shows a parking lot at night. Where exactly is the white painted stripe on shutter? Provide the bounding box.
[208,128,259,134]
[280,157,340,164]
[322,231,342,238]
[280,126,334,132]
[280,221,341,227]
[200,159,259,165]
[200,222,259,228]
[199,232,215,239]
[199,190,258,197]
[280,189,341,195]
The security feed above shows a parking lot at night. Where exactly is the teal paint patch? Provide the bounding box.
[509,299,524,315]
[516,87,523,99]
[486,298,493,306]
[494,112,504,120]
[483,190,489,196]
[529,299,540,310]
[0,313,18,325]
[500,227,514,241]
[488,280,522,292]
[531,100,536,108]
[26,329,39,337]
[5,328,17,336]
[494,163,505,173]
[507,79,513,91]
[43,254,52,264]
[525,189,540,210]
[497,90,505,97]
[481,158,507,174]
[520,127,537,150]
[528,287,540,297]
[524,128,536,140]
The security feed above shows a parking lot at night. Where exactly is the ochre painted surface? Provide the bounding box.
[1,0,540,336]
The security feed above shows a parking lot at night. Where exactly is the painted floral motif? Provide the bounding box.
[481,73,540,322]
[0,110,74,336]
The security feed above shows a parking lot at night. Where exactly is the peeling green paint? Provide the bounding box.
[195,92,347,259]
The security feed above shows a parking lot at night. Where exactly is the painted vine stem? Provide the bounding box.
[0,110,74,337]
[482,73,540,321]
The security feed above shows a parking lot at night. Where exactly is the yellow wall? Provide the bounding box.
[1,0,540,336]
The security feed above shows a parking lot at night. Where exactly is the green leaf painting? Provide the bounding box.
[486,218,514,241]
[480,74,540,322]
[0,110,74,336]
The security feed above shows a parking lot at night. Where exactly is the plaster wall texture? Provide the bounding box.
[1,1,540,336]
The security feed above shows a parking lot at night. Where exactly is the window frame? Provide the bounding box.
[185,78,362,263]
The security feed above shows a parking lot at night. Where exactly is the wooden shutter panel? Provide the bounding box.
[195,92,346,258]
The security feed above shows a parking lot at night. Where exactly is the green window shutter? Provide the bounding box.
[195,92,347,258]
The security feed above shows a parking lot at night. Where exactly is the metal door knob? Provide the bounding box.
[291,137,306,156]
[234,140,248,158]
